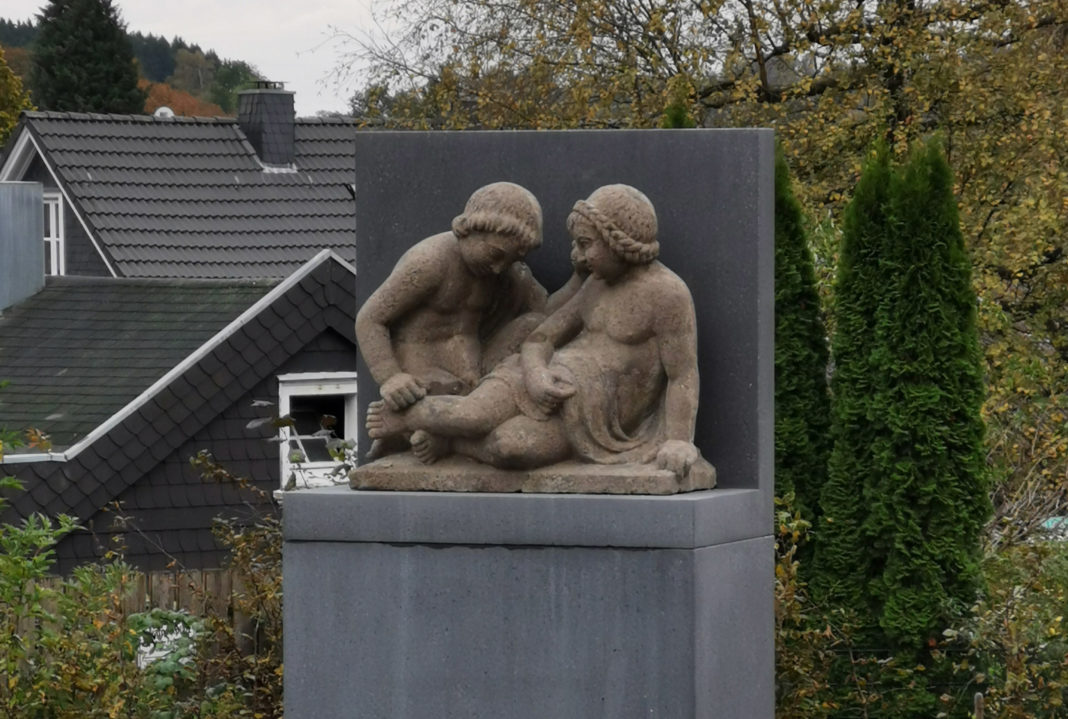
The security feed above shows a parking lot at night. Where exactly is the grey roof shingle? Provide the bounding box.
[0,276,275,449]
[21,111,356,279]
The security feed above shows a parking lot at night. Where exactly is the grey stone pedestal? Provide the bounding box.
[283,487,773,718]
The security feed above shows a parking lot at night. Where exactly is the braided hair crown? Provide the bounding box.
[569,184,659,264]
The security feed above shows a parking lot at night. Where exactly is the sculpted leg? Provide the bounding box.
[453,415,571,469]
[366,400,408,439]
[366,380,520,445]
[410,429,450,464]
[402,381,518,438]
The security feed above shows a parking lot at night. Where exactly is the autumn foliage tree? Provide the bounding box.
[341,0,1068,548]
[140,78,223,117]
[0,45,33,144]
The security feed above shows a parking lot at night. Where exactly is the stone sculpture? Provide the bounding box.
[355,183,715,492]
[353,181,548,459]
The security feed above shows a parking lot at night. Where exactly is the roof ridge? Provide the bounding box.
[23,110,238,125]
[44,275,278,288]
[296,117,359,125]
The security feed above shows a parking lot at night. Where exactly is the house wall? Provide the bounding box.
[22,156,111,277]
[61,328,356,571]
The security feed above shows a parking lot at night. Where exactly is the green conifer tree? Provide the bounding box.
[812,144,893,622]
[0,45,34,144]
[815,140,988,651]
[29,0,144,113]
[773,148,831,524]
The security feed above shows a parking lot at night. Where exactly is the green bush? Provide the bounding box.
[950,542,1068,717]
[774,148,831,527]
[0,454,283,718]
[0,476,183,718]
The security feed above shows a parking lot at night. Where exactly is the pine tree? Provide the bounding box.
[814,140,988,650]
[128,32,176,84]
[29,0,144,113]
[773,148,830,524]
[0,45,34,145]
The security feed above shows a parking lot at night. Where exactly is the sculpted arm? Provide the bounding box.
[510,262,549,315]
[520,287,586,411]
[654,284,702,475]
[354,243,445,409]
[545,272,586,314]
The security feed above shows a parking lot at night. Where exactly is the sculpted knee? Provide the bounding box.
[484,431,531,469]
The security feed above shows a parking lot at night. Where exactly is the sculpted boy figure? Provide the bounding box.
[367,184,714,482]
[354,182,548,455]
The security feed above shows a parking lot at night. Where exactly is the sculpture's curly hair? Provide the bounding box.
[452,182,543,252]
[567,185,659,265]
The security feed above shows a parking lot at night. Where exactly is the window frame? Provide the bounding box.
[277,372,358,489]
[42,192,65,276]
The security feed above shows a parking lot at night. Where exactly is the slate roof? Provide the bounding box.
[0,276,275,450]
[16,112,356,279]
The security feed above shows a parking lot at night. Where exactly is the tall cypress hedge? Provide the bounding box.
[30,0,144,113]
[773,148,830,525]
[814,140,988,650]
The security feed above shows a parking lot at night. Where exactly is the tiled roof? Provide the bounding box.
[22,112,356,279]
[0,275,275,449]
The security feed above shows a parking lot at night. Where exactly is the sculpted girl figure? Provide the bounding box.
[366,184,713,482]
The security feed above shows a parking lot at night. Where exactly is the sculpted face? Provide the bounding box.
[460,231,525,276]
[571,218,626,283]
[569,237,591,275]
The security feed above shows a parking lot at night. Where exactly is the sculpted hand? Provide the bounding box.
[656,440,700,478]
[380,372,426,411]
[525,367,575,413]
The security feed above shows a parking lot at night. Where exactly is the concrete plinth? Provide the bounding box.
[283,487,773,719]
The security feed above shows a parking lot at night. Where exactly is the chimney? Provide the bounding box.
[0,182,44,313]
[238,81,296,166]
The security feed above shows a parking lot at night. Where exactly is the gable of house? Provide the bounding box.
[0,251,357,570]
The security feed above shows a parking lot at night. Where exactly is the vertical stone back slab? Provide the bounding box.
[353,130,774,492]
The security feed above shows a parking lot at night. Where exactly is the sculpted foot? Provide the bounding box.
[366,400,408,439]
[410,430,449,464]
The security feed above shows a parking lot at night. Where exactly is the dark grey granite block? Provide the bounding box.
[284,485,767,549]
[284,530,773,719]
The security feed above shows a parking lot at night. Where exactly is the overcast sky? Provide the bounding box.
[5,0,377,116]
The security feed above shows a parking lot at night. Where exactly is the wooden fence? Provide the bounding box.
[14,568,255,643]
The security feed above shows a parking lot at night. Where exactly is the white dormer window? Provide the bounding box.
[277,372,358,489]
[42,193,65,275]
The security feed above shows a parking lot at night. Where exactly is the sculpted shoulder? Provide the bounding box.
[397,231,461,270]
[646,261,695,303]
[652,262,699,332]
